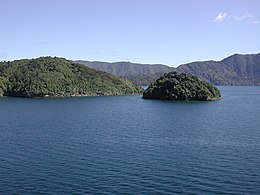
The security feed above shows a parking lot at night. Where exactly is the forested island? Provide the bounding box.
[143,72,221,101]
[0,57,143,98]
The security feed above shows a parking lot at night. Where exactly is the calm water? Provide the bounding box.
[0,86,260,194]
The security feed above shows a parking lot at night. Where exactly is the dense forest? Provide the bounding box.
[143,72,221,101]
[177,54,260,85]
[75,53,260,86]
[0,57,143,98]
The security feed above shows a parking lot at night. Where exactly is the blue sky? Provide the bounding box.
[1,0,259,67]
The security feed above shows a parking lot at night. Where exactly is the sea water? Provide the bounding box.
[0,86,260,194]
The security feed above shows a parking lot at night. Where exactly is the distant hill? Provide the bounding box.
[74,61,173,75]
[177,53,260,85]
[73,60,174,86]
[74,53,260,86]
[0,57,143,97]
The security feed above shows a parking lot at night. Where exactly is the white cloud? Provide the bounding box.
[251,21,259,25]
[234,12,253,20]
[214,12,228,22]
[213,12,257,24]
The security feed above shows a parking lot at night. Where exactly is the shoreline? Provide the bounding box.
[0,92,143,99]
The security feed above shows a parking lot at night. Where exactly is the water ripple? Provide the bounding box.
[1,88,260,194]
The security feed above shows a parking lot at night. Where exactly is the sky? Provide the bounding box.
[0,0,259,67]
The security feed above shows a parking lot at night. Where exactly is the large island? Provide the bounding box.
[0,57,143,98]
[143,71,221,101]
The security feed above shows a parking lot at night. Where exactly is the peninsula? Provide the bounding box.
[0,57,143,98]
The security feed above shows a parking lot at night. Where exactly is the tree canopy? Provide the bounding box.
[143,71,221,101]
[0,57,143,98]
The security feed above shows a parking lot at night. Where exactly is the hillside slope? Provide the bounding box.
[74,61,173,76]
[75,53,260,86]
[0,57,143,97]
[176,53,260,85]
[74,60,174,86]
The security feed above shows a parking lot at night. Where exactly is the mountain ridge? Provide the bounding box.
[74,53,260,86]
[73,60,173,76]
[177,53,260,85]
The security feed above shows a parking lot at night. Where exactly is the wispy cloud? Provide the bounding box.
[233,12,259,25]
[233,12,253,20]
[213,12,258,25]
[251,21,259,25]
[213,12,228,22]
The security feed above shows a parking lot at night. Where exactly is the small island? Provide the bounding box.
[0,57,143,98]
[142,71,221,101]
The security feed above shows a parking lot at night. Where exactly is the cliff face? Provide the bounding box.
[142,72,221,101]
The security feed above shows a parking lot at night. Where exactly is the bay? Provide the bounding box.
[0,86,260,194]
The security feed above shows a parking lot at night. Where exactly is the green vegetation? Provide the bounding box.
[0,76,9,96]
[143,71,221,101]
[169,53,260,86]
[74,60,173,86]
[75,53,260,86]
[0,57,143,98]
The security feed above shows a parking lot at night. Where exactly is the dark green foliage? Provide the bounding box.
[176,53,260,85]
[0,76,9,96]
[0,57,143,98]
[143,72,221,101]
[75,53,260,86]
